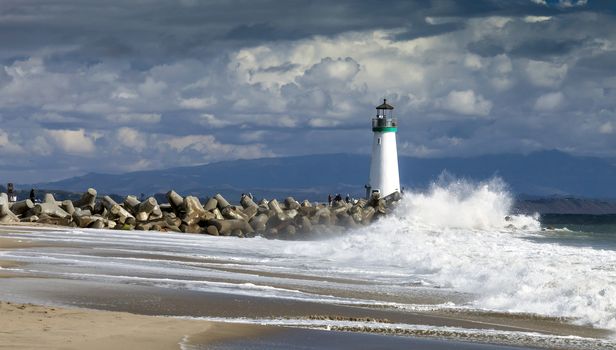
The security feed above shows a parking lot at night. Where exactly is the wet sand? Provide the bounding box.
[0,300,272,350]
[0,277,609,349]
[0,237,40,249]
[201,327,534,350]
[0,237,36,277]
[0,226,613,349]
[0,299,537,350]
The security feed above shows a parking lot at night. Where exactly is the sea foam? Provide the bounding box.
[287,178,616,330]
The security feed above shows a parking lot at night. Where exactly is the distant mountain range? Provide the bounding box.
[28,151,616,205]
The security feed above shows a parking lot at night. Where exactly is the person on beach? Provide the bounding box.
[345,194,350,203]
[29,188,35,202]
[334,193,342,202]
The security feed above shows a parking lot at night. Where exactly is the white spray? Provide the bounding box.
[294,177,616,330]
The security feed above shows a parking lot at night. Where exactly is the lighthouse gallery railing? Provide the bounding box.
[372,118,397,128]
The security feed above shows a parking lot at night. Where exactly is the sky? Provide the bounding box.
[0,0,615,183]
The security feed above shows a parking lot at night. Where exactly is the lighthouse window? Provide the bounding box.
[378,138,381,145]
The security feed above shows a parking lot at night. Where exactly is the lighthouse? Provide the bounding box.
[367,99,400,199]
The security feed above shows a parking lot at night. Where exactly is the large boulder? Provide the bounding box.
[284,197,300,210]
[9,199,34,216]
[73,188,97,210]
[32,202,71,219]
[221,206,249,221]
[136,197,162,222]
[241,205,258,220]
[123,195,141,214]
[205,219,253,236]
[43,193,57,205]
[203,197,218,211]
[61,200,76,216]
[182,196,213,225]
[240,195,258,209]
[298,215,312,234]
[249,213,269,232]
[214,194,231,210]
[102,196,135,226]
[0,194,19,223]
[166,190,184,213]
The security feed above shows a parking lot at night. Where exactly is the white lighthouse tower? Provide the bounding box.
[367,99,400,199]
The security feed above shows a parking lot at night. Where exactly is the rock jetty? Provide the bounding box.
[0,189,401,238]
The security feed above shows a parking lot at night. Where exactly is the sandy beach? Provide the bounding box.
[0,234,274,349]
[0,300,546,350]
[0,226,614,349]
[0,236,253,350]
[0,300,276,350]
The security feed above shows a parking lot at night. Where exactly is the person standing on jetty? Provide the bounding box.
[7,183,16,202]
[328,194,332,206]
[29,188,35,203]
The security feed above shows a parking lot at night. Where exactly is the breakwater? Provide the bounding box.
[0,189,400,238]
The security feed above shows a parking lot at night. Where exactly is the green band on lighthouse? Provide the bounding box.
[372,127,397,132]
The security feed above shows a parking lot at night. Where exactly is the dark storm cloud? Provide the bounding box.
[467,37,589,59]
[0,0,615,182]
[393,22,466,41]
[510,38,589,58]
[0,0,578,62]
[467,39,507,57]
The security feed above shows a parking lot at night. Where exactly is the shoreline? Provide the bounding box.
[1,226,614,349]
[0,300,277,350]
[0,300,543,350]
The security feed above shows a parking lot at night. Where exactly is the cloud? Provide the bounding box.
[46,129,96,155]
[0,1,614,182]
[0,129,24,154]
[599,122,613,134]
[523,16,551,23]
[116,127,147,152]
[464,54,483,70]
[534,92,565,111]
[178,97,217,109]
[138,77,167,98]
[439,90,493,116]
[531,0,588,8]
[106,113,162,124]
[525,60,568,87]
[530,0,548,6]
[308,118,342,128]
[163,134,273,161]
[239,130,267,142]
[558,0,588,8]
[194,114,233,128]
[31,112,80,124]
[297,57,360,87]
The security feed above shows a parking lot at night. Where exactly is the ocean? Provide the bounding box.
[0,178,615,349]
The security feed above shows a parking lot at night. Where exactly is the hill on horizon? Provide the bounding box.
[25,150,616,201]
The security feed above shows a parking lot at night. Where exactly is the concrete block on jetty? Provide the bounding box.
[166,190,184,213]
[0,187,401,239]
[0,193,20,223]
[102,196,136,226]
[9,199,34,216]
[73,188,97,210]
